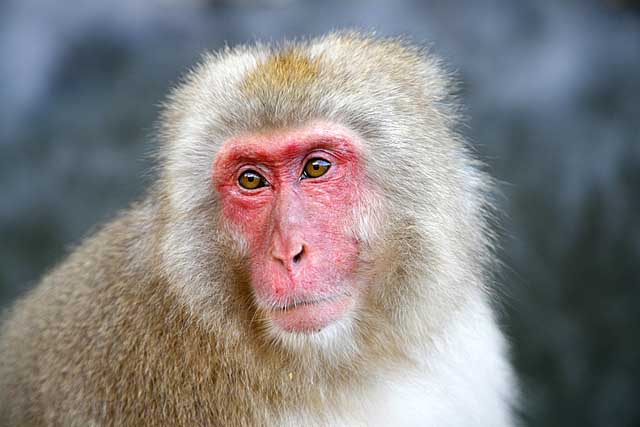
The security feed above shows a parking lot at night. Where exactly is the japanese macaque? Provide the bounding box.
[0,33,517,426]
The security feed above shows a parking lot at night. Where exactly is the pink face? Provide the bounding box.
[213,123,367,333]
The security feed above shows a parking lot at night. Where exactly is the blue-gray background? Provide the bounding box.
[1,0,639,425]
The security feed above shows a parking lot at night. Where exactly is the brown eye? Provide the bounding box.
[238,170,267,190]
[302,158,331,179]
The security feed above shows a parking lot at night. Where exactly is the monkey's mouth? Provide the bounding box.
[268,293,353,333]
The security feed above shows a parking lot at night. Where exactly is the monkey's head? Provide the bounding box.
[157,33,492,359]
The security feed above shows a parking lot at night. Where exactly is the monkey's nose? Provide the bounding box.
[271,243,306,268]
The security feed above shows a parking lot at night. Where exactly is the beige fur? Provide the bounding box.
[0,32,517,426]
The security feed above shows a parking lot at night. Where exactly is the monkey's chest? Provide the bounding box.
[278,373,436,427]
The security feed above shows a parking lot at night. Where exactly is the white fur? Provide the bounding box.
[279,297,515,426]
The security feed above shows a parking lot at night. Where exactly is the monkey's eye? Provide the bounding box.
[238,170,267,190]
[302,158,331,179]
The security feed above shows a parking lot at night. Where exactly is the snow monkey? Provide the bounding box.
[0,32,517,426]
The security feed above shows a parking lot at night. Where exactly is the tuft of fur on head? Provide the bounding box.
[155,31,496,364]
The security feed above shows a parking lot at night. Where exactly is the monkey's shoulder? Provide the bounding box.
[0,204,208,425]
[0,201,166,356]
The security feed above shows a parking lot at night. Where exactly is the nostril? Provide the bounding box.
[292,246,304,264]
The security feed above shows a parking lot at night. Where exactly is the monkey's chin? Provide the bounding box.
[269,294,354,334]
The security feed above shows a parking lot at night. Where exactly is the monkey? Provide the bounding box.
[0,32,517,426]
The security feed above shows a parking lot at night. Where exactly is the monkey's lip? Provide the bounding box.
[268,294,353,333]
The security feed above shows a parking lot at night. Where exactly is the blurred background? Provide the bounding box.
[1,0,638,425]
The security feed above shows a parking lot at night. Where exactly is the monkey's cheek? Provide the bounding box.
[269,294,354,333]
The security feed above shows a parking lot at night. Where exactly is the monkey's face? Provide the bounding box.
[161,38,480,354]
[213,121,371,334]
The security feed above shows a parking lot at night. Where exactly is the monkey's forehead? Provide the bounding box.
[163,32,451,135]
[238,33,427,93]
